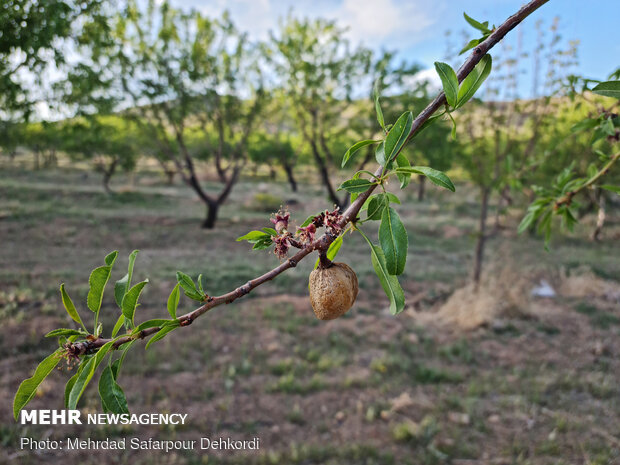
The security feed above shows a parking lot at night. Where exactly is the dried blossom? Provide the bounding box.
[324,207,343,234]
[296,223,316,244]
[271,210,290,234]
[273,235,290,259]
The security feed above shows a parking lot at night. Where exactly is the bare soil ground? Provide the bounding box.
[1,167,619,464]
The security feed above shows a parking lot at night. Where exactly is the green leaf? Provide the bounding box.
[359,231,405,315]
[99,365,129,414]
[374,79,385,131]
[366,194,388,221]
[300,215,315,228]
[60,284,85,330]
[395,153,412,189]
[114,250,139,308]
[342,140,381,168]
[338,178,377,194]
[456,54,492,108]
[383,111,413,165]
[375,141,386,166]
[379,207,408,275]
[463,12,490,32]
[176,271,203,300]
[434,62,459,107]
[167,283,181,319]
[111,314,125,337]
[121,280,149,325]
[67,340,115,410]
[87,265,113,313]
[600,184,620,194]
[592,80,620,99]
[236,231,272,243]
[145,320,181,350]
[13,349,62,420]
[45,328,88,338]
[262,227,278,236]
[570,117,600,133]
[396,166,456,192]
[459,38,481,55]
[64,360,88,408]
[314,236,343,269]
[104,251,118,267]
[252,237,273,251]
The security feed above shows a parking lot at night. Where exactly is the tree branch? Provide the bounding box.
[80,0,551,352]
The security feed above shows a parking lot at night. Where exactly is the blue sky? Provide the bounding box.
[170,0,620,97]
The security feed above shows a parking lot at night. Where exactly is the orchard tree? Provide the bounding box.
[115,3,264,228]
[449,15,576,286]
[270,17,371,208]
[67,1,265,227]
[61,116,140,193]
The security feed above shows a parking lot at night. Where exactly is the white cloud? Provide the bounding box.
[174,0,441,49]
[332,0,436,48]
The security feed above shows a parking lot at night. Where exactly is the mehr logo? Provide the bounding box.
[20,410,82,425]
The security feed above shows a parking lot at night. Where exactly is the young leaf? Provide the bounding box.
[366,194,388,221]
[236,231,272,243]
[176,271,201,299]
[121,280,149,325]
[145,320,181,350]
[600,184,620,194]
[60,284,85,330]
[314,235,343,269]
[300,215,315,228]
[395,153,412,189]
[396,166,456,192]
[459,38,481,55]
[114,250,139,308]
[111,314,125,337]
[375,140,386,166]
[374,79,386,131]
[592,80,620,99]
[262,227,277,236]
[434,62,459,107]
[99,365,129,414]
[252,237,274,251]
[359,230,405,315]
[87,265,113,313]
[379,207,408,275]
[167,283,181,319]
[384,111,414,165]
[104,251,118,267]
[13,349,62,420]
[456,54,492,108]
[64,363,85,408]
[67,340,115,410]
[342,140,381,168]
[45,328,88,338]
[463,12,490,32]
[338,178,377,194]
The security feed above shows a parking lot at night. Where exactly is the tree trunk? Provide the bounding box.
[310,141,345,209]
[33,150,40,170]
[591,192,606,242]
[102,158,118,195]
[283,161,297,192]
[417,175,426,201]
[269,165,276,180]
[473,188,490,289]
[202,200,219,229]
[165,169,175,185]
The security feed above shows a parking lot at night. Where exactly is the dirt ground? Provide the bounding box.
[1,166,619,464]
